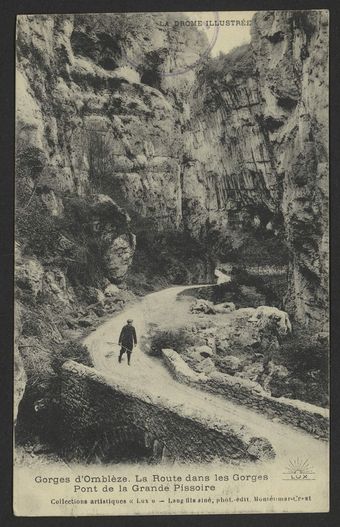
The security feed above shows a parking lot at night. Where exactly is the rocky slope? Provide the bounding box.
[15,11,328,440]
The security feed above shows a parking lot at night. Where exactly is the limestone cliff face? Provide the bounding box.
[16,11,328,330]
[182,11,328,329]
[16,14,206,232]
[251,10,329,328]
[182,44,279,241]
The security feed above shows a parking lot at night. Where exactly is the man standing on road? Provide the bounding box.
[118,319,137,366]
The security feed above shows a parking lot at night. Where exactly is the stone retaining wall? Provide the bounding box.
[60,360,275,464]
[162,349,329,440]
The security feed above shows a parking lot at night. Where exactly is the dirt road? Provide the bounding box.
[84,286,328,471]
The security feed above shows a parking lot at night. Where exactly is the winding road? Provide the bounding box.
[84,286,329,472]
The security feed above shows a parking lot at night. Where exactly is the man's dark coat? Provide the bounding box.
[119,324,137,351]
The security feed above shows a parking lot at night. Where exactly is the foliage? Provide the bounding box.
[196,44,254,114]
[230,266,286,308]
[270,327,329,407]
[16,181,61,259]
[228,228,288,267]
[16,145,46,177]
[52,341,93,372]
[148,327,196,357]
[278,328,328,376]
[59,194,130,285]
[197,44,253,87]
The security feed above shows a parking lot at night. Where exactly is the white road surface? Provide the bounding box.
[84,286,329,472]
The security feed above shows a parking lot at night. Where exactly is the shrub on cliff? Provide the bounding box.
[58,196,115,286]
[16,144,61,258]
[277,328,328,372]
[52,341,93,371]
[87,130,113,192]
[16,188,61,259]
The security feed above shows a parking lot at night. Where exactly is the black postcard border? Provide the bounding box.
[1,0,339,526]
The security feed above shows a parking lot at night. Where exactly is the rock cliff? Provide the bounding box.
[252,11,329,328]
[183,11,328,328]
[15,11,328,436]
[16,12,328,329]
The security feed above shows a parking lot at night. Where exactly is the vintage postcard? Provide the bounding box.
[14,9,329,516]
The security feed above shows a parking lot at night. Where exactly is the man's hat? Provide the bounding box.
[127,319,133,323]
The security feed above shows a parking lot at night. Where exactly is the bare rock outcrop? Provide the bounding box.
[103,233,136,281]
[15,245,44,298]
[251,11,329,329]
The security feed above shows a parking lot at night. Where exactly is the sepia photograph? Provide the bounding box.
[13,8,329,516]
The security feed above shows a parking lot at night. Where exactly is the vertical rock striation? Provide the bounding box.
[183,10,328,329]
[16,11,328,329]
[252,11,329,328]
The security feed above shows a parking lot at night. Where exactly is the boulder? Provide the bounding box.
[16,253,44,298]
[40,189,64,217]
[215,337,230,354]
[236,363,263,382]
[210,306,292,357]
[246,437,275,461]
[190,299,216,315]
[91,305,105,317]
[43,269,74,305]
[214,269,231,284]
[103,233,136,281]
[248,306,292,336]
[95,289,106,305]
[58,235,75,252]
[196,357,215,374]
[214,302,236,313]
[221,355,243,372]
[104,283,120,297]
[272,363,289,379]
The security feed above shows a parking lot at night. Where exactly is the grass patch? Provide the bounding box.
[147,327,196,357]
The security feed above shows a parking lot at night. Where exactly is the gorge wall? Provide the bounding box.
[184,11,328,328]
[15,11,328,437]
[16,10,328,328]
